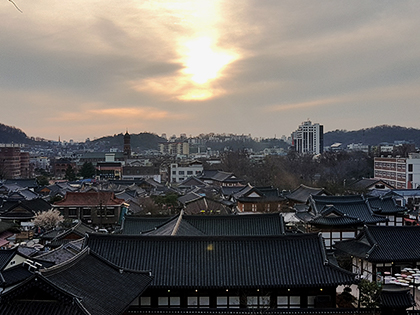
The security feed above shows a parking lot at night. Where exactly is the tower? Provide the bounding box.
[123,131,131,159]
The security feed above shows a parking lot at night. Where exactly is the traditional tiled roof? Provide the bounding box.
[182,213,286,235]
[0,198,52,219]
[199,170,243,184]
[0,259,55,288]
[85,233,356,289]
[347,178,395,192]
[307,206,363,227]
[334,226,420,263]
[380,287,415,309]
[0,277,88,315]
[36,240,83,265]
[183,197,231,215]
[367,196,405,214]
[0,248,18,270]
[232,185,285,203]
[310,197,388,225]
[178,176,207,188]
[40,249,153,315]
[287,185,328,203]
[178,191,203,205]
[3,179,38,189]
[220,185,246,198]
[53,191,125,206]
[311,194,365,203]
[0,249,152,315]
[121,216,173,234]
[122,213,285,236]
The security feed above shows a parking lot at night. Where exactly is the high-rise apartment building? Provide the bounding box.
[0,144,30,179]
[291,120,324,155]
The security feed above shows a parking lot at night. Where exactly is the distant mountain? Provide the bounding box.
[91,132,166,151]
[324,125,420,147]
[0,123,31,144]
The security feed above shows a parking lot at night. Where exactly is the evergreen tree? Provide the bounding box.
[79,162,96,179]
[64,165,77,181]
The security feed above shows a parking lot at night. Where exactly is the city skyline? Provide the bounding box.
[2,1,420,142]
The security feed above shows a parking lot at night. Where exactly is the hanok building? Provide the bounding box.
[230,185,286,213]
[286,184,329,206]
[53,191,126,226]
[0,248,153,315]
[178,192,231,215]
[86,233,357,311]
[0,198,52,223]
[199,170,243,187]
[367,195,406,226]
[295,194,388,249]
[120,213,286,236]
[334,225,420,281]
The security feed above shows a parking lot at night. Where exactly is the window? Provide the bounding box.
[82,208,91,216]
[247,296,270,308]
[215,296,240,308]
[157,296,180,307]
[139,297,151,306]
[188,296,210,308]
[277,296,300,308]
[69,208,77,217]
[178,171,185,175]
[106,208,115,216]
[408,164,413,172]
[307,296,316,308]
[187,171,193,175]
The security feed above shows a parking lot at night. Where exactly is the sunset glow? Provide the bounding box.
[182,37,236,85]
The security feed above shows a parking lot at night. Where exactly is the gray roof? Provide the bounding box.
[122,213,286,236]
[287,184,328,203]
[335,225,420,263]
[86,233,357,289]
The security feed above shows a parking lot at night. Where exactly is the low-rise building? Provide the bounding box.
[170,161,203,183]
[374,153,420,189]
[53,191,126,226]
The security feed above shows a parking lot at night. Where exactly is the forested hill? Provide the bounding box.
[0,123,30,144]
[324,125,420,147]
[91,132,166,151]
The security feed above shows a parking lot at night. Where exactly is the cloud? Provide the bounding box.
[1,0,420,141]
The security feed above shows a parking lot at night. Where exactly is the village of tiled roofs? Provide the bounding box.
[1,132,420,315]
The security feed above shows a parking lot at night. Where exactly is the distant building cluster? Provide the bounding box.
[2,122,420,313]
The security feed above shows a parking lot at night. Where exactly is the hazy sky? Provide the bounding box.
[2,1,420,142]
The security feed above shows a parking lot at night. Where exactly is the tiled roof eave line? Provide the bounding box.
[318,233,328,265]
[365,243,378,259]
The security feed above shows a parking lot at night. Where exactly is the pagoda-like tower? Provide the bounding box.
[123,131,131,159]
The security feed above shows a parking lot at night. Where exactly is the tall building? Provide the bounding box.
[123,131,131,159]
[0,144,30,179]
[374,153,420,189]
[291,120,324,155]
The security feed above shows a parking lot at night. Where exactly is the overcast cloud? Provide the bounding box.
[1,0,420,141]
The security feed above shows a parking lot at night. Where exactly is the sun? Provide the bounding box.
[182,37,236,85]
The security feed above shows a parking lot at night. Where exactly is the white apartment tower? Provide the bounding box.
[291,120,324,155]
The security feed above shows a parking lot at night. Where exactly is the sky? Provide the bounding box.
[1,1,420,142]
